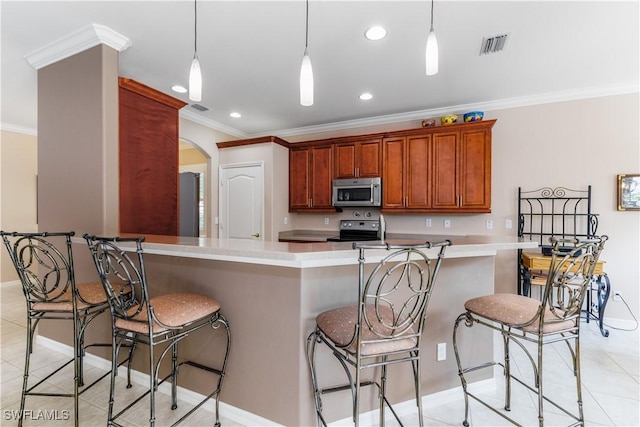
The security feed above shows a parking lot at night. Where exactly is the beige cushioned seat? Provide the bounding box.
[116,292,221,334]
[464,293,574,334]
[32,281,106,311]
[317,304,418,356]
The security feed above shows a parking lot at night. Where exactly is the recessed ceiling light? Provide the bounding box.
[365,26,387,41]
[171,85,187,93]
[359,93,373,101]
[230,112,242,118]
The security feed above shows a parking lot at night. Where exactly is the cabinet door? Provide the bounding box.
[382,137,406,209]
[459,129,491,210]
[432,132,459,209]
[289,148,311,210]
[405,135,432,209]
[334,143,357,179]
[358,139,382,177]
[310,145,333,208]
[333,139,381,178]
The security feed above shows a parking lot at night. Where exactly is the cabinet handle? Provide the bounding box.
[355,167,359,177]
[458,196,462,206]
[309,198,312,207]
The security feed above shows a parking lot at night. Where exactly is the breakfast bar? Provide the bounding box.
[42,234,537,426]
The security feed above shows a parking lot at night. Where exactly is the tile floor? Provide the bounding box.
[1,282,638,426]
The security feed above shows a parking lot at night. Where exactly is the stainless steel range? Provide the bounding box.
[326,219,381,242]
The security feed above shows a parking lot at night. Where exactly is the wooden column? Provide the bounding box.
[118,78,187,235]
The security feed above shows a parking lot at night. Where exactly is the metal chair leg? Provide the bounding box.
[414,355,424,427]
[503,330,511,411]
[379,362,387,427]
[453,312,472,427]
[306,330,325,427]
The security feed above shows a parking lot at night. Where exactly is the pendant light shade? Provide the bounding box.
[189,54,202,102]
[426,29,438,76]
[426,0,439,76]
[189,0,202,102]
[300,0,313,106]
[300,49,314,106]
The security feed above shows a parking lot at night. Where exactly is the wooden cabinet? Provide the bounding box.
[432,127,491,211]
[382,120,494,213]
[333,138,381,179]
[382,135,433,210]
[119,78,187,235]
[289,144,334,212]
[289,119,494,214]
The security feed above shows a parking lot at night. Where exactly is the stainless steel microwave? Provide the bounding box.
[332,177,382,207]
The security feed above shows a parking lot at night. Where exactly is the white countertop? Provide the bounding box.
[76,234,538,268]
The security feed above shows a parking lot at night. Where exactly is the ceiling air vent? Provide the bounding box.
[479,33,510,55]
[190,103,209,112]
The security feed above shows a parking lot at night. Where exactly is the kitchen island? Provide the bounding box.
[49,234,536,426]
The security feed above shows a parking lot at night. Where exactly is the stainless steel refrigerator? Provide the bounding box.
[179,172,200,237]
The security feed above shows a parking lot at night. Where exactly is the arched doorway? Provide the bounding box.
[179,138,209,236]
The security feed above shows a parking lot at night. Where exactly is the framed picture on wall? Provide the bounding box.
[617,174,640,211]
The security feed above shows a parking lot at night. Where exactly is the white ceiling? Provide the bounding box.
[1,1,638,138]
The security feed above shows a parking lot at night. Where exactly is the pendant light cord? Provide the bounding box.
[194,0,198,55]
[305,0,309,50]
[429,0,435,32]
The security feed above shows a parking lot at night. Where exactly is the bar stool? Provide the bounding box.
[453,236,607,427]
[0,231,120,427]
[307,240,451,427]
[84,234,230,427]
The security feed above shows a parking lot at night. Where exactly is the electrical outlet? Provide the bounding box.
[425,218,432,227]
[505,219,513,229]
[437,343,446,361]
[324,217,329,225]
[444,219,451,228]
[284,217,288,225]
[486,220,493,230]
[613,291,622,302]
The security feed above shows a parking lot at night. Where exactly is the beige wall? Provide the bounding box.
[0,130,38,282]
[289,93,640,321]
[37,45,119,235]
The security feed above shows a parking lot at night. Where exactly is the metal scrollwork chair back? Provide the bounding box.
[453,235,608,427]
[86,236,148,325]
[84,234,231,427]
[0,231,114,427]
[307,240,451,427]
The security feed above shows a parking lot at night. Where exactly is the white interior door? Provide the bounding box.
[219,163,264,240]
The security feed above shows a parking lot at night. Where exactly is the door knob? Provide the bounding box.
[252,232,260,238]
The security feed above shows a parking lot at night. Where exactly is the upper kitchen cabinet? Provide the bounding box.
[119,78,187,235]
[382,119,495,213]
[432,125,492,212]
[289,143,335,212]
[333,137,382,179]
[382,135,432,210]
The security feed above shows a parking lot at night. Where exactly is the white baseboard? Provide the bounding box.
[1,280,21,288]
[327,379,495,426]
[39,335,492,427]
[37,336,282,427]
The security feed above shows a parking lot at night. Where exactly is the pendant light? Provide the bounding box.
[189,0,202,102]
[425,0,439,76]
[300,0,314,106]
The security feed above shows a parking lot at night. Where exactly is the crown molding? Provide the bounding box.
[25,23,131,70]
[270,84,640,138]
[179,109,248,139]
